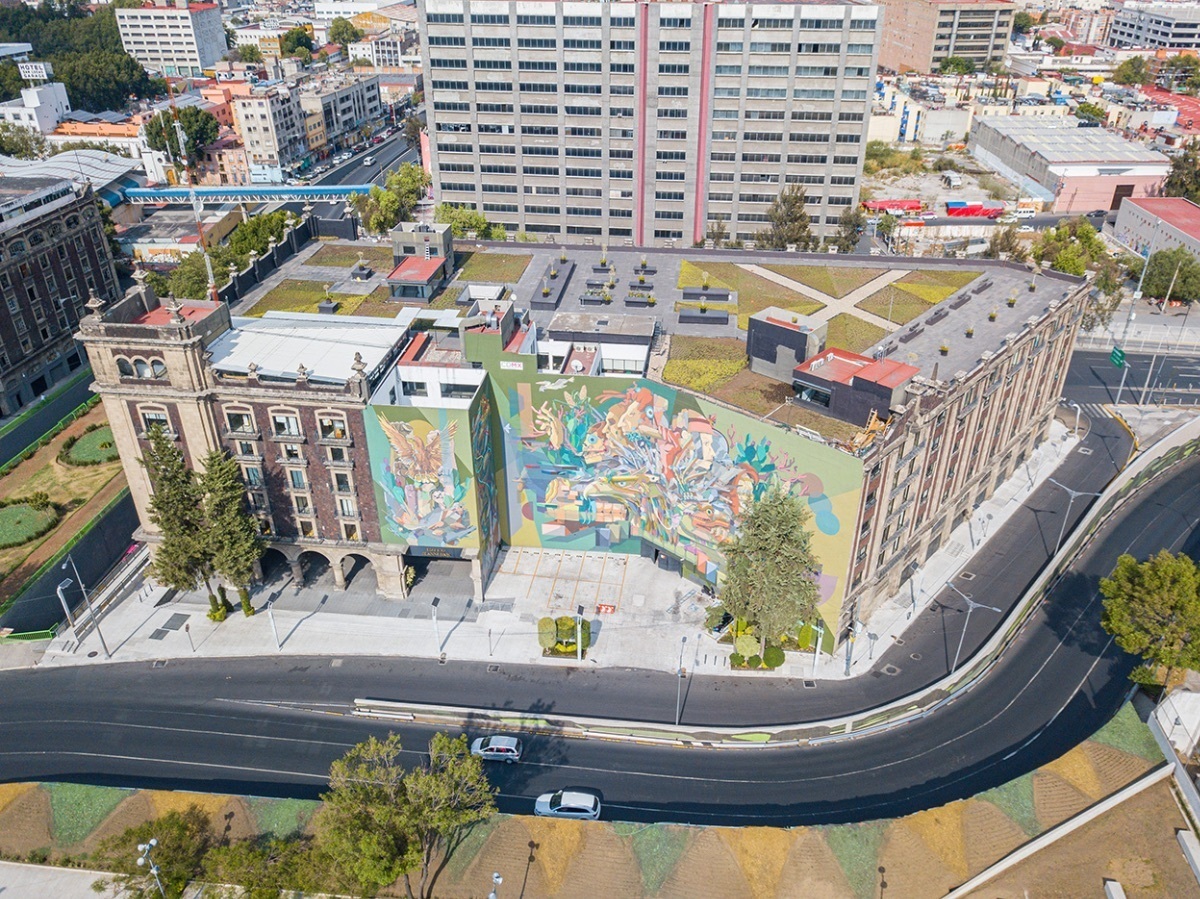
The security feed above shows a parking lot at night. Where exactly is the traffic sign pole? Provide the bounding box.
[1115,359,1131,406]
[1110,346,1126,368]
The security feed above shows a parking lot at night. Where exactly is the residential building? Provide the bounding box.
[195,134,250,185]
[314,0,397,20]
[116,0,227,77]
[968,116,1171,212]
[354,3,419,36]
[304,110,328,159]
[298,73,382,146]
[231,83,307,183]
[348,34,415,68]
[0,83,71,134]
[1114,197,1200,258]
[233,21,315,58]
[420,0,881,247]
[0,178,118,416]
[874,0,1015,74]
[1110,2,1200,50]
[1062,7,1115,45]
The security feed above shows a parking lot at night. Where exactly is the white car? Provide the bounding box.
[920,211,936,219]
[1018,225,1036,233]
[470,734,523,763]
[534,789,602,819]
[997,215,1018,224]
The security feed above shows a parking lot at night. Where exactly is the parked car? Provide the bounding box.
[470,735,523,763]
[535,789,602,819]
[997,215,1018,224]
[920,211,936,219]
[865,217,881,225]
[1015,209,1036,219]
[1017,225,1035,233]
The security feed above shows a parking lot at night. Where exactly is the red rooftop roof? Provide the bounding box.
[794,348,918,389]
[132,303,215,326]
[387,255,445,282]
[1126,198,1200,236]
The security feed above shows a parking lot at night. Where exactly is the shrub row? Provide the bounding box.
[0,395,102,479]
[536,615,592,656]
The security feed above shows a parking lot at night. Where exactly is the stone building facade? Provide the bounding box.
[0,177,118,416]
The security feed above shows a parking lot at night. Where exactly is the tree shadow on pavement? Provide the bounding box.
[1039,570,1111,657]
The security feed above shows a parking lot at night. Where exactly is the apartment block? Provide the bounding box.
[420,0,881,247]
[298,74,383,145]
[875,0,1014,74]
[116,0,228,77]
[348,34,415,68]
[1110,2,1200,50]
[0,83,71,135]
[232,85,307,183]
[0,178,118,416]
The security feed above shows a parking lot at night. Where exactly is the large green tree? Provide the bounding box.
[0,121,45,159]
[757,185,816,251]
[1012,11,1035,35]
[328,17,363,49]
[1161,54,1200,94]
[939,56,976,75]
[400,733,497,899]
[92,805,212,899]
[435,202,503,239]
[1164,143,1200,204]
[237,43,264,64]
[1101,550,1200,685]
[317,733,416,893]
[402,113,425,149]
[200,449,264,614]
[830,206,865,254]
[983,225,1029,262]
[281,26,314,56]
[1113,56,1150,86]
[202,837,322,899]
[720,487,821,654]
[1140,246,1200,304]
[51,50,157,112]
[386,162,431,219]
[144,106,220,166]
[350,184,402,235]
[142,425,216,604]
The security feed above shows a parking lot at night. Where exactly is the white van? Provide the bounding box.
[363,155,376,166]
[1015,209,1036,219]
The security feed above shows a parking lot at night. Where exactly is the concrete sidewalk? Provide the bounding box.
[39,418,1081,683]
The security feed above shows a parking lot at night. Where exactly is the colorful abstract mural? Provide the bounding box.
[365,405,479,548]
[487,372,863,613]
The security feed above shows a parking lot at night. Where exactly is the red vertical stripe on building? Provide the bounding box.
[634,1,649,246]
[693,3,714,245]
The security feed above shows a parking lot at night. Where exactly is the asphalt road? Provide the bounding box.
[0,372,94,468]
[0,356,1167,824]
[278,134,419,219]
[0,446,1191,825]
[1069,349,1200,406]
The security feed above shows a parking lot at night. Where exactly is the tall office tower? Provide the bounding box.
[420,1,881,248]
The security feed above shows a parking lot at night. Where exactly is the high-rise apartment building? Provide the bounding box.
[874,0,1014,74]
[116,0,228,78]
[420,0,881,247]
[1110,2,1200,50]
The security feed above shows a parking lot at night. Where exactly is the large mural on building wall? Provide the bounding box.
[487,372,864,616]
[365,405,480,549]
[470,391,502,579]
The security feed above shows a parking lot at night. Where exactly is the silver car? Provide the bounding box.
[470,734,523,764]
[534,789,601,819]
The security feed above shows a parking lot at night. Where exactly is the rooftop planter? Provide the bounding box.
[629,280,654,291]
[532,260,575,310]
[679,306,730,325]
[681,286,732,304]
[625,293,656,308]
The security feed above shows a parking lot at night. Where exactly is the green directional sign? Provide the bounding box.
[1110,346,1126,368]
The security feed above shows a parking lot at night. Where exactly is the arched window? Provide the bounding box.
[116,358,134,377]
[134,359,152,379]
[65,215,80,230]
[27,231,43,247]
[9,241,25,256]
[150,359,166,378]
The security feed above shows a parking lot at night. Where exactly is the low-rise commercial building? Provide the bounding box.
[968,116,1171,212]
[1110,1,1200,50]
[1114,197,1200,258]
[231,83,307,183]
[116,0,227,77]
[298,73,382,148]
[0,83,71,135]
[875,0,1015,74]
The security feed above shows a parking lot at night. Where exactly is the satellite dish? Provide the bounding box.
[570,359,584,373]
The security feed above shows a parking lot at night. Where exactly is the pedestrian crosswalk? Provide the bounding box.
[1074,402,1110,422]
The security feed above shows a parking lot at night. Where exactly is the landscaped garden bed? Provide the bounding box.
[456,251,533,284]
[59,425,119,467]
[242,281,393,317]
[305,244,393,270]
[761,264,887,299]
[678,306,731,325]
[537,615,592,658]
[677,260,824,329]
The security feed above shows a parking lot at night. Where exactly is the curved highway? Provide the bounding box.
[0,424,1193,825]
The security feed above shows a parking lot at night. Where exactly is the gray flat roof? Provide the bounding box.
[864,265,1079,384]
[973,117,1170,165]
[547,312,657,339]
[212,312,407,384]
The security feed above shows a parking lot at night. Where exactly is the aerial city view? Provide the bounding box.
[1,0,1200,895]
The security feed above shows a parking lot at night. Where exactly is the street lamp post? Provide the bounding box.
[137,838,166,898]
[1061,398,1081,436]
[811,620,825,677]
[55,578,78,635]
[267,600,280,651]
[945,582,1001,675]
[431,597,441,651]
[575,608,583,663]
[1047,477,1103,557]
[63,554,109,659]
[675,636,687,726]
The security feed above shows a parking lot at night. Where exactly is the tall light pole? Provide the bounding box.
[1047,477,1103,557]
[1123,233,1158,344]
[63,554,109,659]
[431,596,441,652]
[137,838,166,898]
[945,582,1001,675]
[811,619,825,677]
[675,635,687,727]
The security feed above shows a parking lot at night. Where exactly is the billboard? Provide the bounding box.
[17,62,50,81]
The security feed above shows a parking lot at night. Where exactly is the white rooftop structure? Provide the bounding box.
[213,311,408,384]
[971,117,1170,165]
